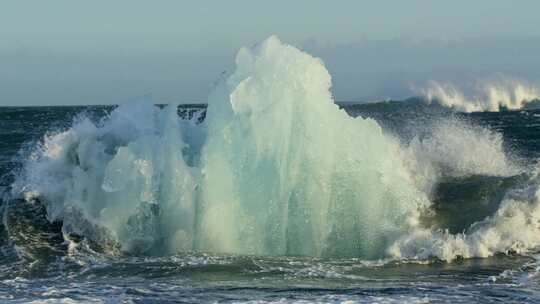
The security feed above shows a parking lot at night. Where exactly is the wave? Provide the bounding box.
[418,79,540,112]
[390,169,540,262]
[10,36,428,259]
[403,117,520,195]
[7,36,540,263]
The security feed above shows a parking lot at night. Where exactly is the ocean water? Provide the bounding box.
[1,36,540,303]
[1,104,540,303]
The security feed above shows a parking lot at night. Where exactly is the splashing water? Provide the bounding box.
[9,36,540,264]
[12,36,429,259]
[6,36,540,304]
[406,118,519,182]
[197,36,428,258]
[419,79,540,112]
[390,168,540,262]
[12,103,199,254]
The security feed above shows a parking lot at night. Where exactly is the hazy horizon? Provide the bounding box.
[2,1,540,106]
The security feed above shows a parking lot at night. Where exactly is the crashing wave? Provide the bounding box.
[7,36,540,263]
[403,117,520,195]
[390,168,540,262]
[197,36,429,258]
[10,36,429,259]
[419,79,540,112]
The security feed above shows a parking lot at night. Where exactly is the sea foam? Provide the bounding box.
[10,36,540,262]
[419,79,540,112]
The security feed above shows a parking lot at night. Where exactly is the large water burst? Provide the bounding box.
[11,36,428,259]
[10,36,540,262]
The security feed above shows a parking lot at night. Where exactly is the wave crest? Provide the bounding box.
[419,79,540,112]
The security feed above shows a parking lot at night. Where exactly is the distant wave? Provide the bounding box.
[418,79,540,112]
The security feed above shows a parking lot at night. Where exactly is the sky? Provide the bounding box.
[1,0,540,105]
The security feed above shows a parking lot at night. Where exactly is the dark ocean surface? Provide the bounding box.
[1,103,540,303]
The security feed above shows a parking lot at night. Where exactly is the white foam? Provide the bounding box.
[419,79,540,112]
[390,169,540,262]
[403,118,519,195]
[12,36,429,259]
[12,102,198,254]
[198,35,428,258]
[10,36,540,263]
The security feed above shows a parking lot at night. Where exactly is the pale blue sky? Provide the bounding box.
[1,1,540,105]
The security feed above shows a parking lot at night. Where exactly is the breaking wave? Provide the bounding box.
[390,168,540,262]
[419,79,540,112]
[7,36,540,263]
